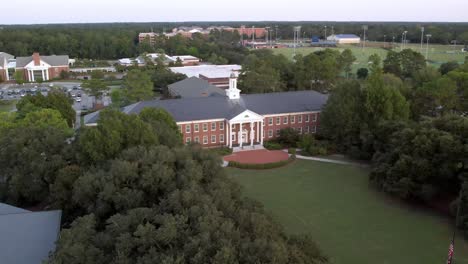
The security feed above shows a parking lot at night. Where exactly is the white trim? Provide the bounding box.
[229,109,263,123]
[262,111,320,118]
[176,118,225,125]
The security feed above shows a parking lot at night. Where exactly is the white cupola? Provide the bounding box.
[226,72,241,100]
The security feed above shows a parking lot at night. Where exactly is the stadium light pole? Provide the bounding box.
[426,34,432,60]
[392,36,395,49]
[324,25,327,40]
[362,25,368,50]
[275,25,278,43]
[383,35,386,48]
[401,31,407,51]
[420,26,425,51]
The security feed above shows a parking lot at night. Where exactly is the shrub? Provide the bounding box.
[209,146,233,156]
[228,155,296,170]
[288,148,296,154]
[278,127,300,147]
[299,134,329,156]
[264,141,282,150]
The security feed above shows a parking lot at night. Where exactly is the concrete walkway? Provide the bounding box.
[283,149,370,167]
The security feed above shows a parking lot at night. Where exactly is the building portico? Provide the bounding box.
[227,110,264,148]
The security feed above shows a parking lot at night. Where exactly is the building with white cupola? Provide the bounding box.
[84,74,328,149]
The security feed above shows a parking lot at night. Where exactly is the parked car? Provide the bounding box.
[75,97,82,102]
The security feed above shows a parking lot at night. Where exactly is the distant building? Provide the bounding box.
[138,32,159,44]
[326,34,361,44]
[16,52,69,82]
[0,52,14,81]
[138,26,267,42]
[168,77,225,98]
[0,203,62,264]
[171,55,200,66]
[170,64,241,89]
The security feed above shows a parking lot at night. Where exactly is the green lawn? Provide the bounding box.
[273,43,467,73]
[0,100,17,112]
[227,160,468,264]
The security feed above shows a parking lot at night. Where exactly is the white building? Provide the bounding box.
[327,34,361,44]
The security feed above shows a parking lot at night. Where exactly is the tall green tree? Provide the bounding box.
[123,69,154,102]
[339,49,356,78]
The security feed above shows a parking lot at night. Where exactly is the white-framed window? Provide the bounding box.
[268,118,273,126]
[311,125,317,133]
[268,130,273,138]
[220,134,224,143]
[298,127,302,134]
[305,115,310,123]
[298,115,302,123]
[219,122,224,130]
[211,122,216,131]
[312,113,317,122]
[283,116,288,124]
[178,125,182,132]
[194,124,199,133]
[194,136,199,143]
[203,136,208,144]
[186,137,191,143]
[203,123,208,132]
[276,117,280,125]
[276,129,280,137]
[185,125,191,133]
[232,133,236,141]
[291,116,295,124]
[211,135,216,143]
[305,126,309,134]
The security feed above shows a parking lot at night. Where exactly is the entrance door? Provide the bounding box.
[242,131,248,143]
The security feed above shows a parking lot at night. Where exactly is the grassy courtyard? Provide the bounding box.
[273,43,467,73]
[227,160,468,264]
[0,100,17,112]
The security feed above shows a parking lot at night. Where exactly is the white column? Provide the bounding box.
[31,70,35,82]
[260,121,264,145]
[27,70,31,82]
[45,68,49,81]
[5,70,9,81]
[229,123,233,148]
[41,70,45,80]
[250,122,254,146]
[239,122,243,147]
[226,121,229,147]
[256,121,260,143]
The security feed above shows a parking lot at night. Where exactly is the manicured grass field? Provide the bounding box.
[227,160,468,264]
[272,43,467,73]
[0,100,17,112]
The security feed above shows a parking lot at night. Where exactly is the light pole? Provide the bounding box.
[426,34,432,60]
[392,36,395,49]
[324,25,327,40]
[362,25,368,50]
[401,31,407,51]
[420,26,425,51]
[275,25,278,43]
[383,35,386,48]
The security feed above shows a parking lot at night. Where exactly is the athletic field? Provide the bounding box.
[227,159,468,264]
[272,43,467,73]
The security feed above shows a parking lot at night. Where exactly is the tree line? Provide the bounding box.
[1,22,467,60]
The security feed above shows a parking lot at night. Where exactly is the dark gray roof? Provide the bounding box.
[85,90,328,124]
[168,77,225,98]
[0,203,62,264]
[16,55,69,68]
[0,52,13,68]
[0,203,29,215]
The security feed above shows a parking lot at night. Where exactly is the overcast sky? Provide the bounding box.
[2,0,467,24]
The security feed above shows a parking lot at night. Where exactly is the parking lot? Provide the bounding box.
[0,82,111,112]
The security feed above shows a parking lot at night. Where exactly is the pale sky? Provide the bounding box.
[2,0,468,24]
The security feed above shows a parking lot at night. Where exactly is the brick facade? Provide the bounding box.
[178,112,320,148]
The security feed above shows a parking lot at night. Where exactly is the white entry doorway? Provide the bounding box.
[242,130,248,144]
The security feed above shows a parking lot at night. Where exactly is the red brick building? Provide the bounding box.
[84,75,327,149]
[15,53,69,82]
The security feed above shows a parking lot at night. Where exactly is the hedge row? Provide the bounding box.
[228,155,296,170]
